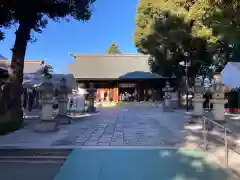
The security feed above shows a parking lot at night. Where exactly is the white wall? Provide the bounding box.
[222,62,240,88]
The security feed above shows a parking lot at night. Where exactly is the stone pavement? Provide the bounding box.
[184,121,240,177]
[54,149,237,180]
[203,111,240,140]
[1,103,239,179]
[0,103,186,148]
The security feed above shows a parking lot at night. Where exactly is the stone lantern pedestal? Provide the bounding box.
[210,73,228,123]
[57,99,71,124]
[211,98,228,122]
[188,78,205,123]
[56,78,71,124]
[170,91,179,109]
[87,83,97,113]
[34,78,57,132]
[162,81,173,112]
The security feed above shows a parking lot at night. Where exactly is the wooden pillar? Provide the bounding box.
[139,82,144,101]
[135,82,139,102]
[113,88,119,103]
[144,89,147,101]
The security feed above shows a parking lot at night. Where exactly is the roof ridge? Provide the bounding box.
[70,53,150,57]
[0,54,8,60]
[0,60,43,63]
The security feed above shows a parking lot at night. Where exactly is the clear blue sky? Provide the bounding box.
[0,0,139,73]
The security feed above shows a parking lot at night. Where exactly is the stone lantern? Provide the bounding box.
[162,81,173,111]
[188,77,205,123]
[56,78,71,124]
[87,83,97,112]
[34,75,57,132]
[210,73,228,123]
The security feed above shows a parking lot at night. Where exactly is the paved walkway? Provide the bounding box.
[0,104,186,147]
[1,103,239,179]
[54,149,235,180]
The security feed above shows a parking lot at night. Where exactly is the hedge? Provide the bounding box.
[225,88,240,113]
[0,110,24,135]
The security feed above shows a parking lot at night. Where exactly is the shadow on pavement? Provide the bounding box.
[54,148,235,180]
[0,162,62,180]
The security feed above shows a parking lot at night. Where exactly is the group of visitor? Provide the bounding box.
[119,92,137,102]
[22,87,39,112]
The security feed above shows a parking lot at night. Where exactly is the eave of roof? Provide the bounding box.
[70,53,150,58]
[0,54,8,60]
[0,60,43,64]
[119,71,162,79]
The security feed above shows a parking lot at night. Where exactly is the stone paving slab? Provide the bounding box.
[54,149,237,180]
[0,103,186,148]
[184,122,240,176]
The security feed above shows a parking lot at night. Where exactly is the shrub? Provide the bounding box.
[0,108,24,135]
[226,87,240,113]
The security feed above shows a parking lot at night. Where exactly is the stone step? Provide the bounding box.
[0,149,72,164]
[0,156,67,164]
[0,148,72,156]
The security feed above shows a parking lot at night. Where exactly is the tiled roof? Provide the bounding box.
[23,73,76,90]
[0,54,8,60]
[0,60,43,73]
[69,54,165,79]
[119,71,161,79]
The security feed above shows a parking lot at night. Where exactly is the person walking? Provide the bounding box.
[28,88,34,112]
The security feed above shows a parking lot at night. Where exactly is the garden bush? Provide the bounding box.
[0,108,24,135]
[226,87,240,113]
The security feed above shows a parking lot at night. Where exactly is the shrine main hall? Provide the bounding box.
[68,54,175,102]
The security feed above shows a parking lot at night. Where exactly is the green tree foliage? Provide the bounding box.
[134,0,239,83]
[148,13,212,83]
[107,42,121,54]
[0,0,96,126]
[0,1,12,40]
[200,0,240,65]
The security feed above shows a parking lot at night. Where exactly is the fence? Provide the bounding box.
[202,116,239,168]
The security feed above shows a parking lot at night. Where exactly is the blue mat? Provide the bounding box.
[54,149,229,180]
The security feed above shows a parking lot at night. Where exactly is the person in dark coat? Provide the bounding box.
[28,88,34,112]
[23,88,28,109]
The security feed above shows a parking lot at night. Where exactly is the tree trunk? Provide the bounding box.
[0,22,31,134]
[11,22,31,119]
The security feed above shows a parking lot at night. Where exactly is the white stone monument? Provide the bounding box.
[210,73,228,123]
[76,88,86,112]
[67,87,86,114]
[162,81,173,112]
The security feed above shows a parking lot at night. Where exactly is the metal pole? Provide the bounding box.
[208,100,211,112]
[203,118,207,150]
[185,65,189,112]
[224,128,228,168]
